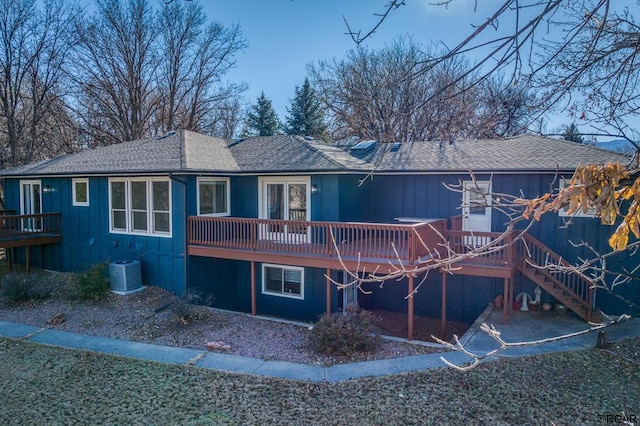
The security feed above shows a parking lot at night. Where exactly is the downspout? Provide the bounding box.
[170,173,188,295]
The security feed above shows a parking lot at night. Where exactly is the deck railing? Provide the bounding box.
[188,216,447,263]
[516,233,593,319]
[0,213,62,237]
[443,229,518,265]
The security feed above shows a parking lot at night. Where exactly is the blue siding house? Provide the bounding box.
[0,130,635,339]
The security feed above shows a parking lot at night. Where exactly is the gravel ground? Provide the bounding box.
[1,336,639,425]
[0,269,449,366]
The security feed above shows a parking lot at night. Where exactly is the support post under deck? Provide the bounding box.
[251,261,256,316]
[441,271,447,337]
[408,274,414,341]
[326,268,331,315]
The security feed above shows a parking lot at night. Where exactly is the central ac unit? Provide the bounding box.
[109,260,143,295]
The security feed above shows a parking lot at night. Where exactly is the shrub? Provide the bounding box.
[72,262,110,300]
[309,305,379,356]
[169,289,215,325]
[0,272,51,304]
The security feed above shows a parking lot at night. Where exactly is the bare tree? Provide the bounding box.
[309,38,533,142]
[0,0,79,167]
[73,0,160,146]
[204,96,245,139]
[156,0,247,133]
[346,1,640,143]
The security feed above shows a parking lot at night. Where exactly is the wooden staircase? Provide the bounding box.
[516,233,601,323]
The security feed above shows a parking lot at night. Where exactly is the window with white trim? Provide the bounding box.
[72,178,89,206]
[558,178,597,218]
[262,264,304,299]
[109,178,171,236]
[197,178,229,216]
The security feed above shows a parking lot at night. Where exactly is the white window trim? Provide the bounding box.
[196,177,230,216]
[72,178,90,207]
[261,264,304,300]
[108,177,172,238]
[558,177,597,218]
[258,176,311,221]
[19,180,42,215]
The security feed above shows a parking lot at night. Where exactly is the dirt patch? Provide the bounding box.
[371,310,471,343]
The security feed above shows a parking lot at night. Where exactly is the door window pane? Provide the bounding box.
[267,184,284,220]
[288,183,307,221]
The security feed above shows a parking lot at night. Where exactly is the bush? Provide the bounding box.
[309,306,379,356]
[0,272,51,304]
[169,289,215,325]
[72,262,110,300]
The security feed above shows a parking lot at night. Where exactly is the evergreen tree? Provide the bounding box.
[244,92,280,136]
[562,122,584,144]
[285,78,327,137]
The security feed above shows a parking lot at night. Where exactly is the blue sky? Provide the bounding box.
[205,0,485,120]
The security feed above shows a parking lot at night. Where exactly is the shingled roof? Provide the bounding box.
[344,134,631,172]
[228,135,369,172]
[0,130,238,176]
[0,131,631,177]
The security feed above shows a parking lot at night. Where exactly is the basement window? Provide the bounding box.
[262,264,304,299]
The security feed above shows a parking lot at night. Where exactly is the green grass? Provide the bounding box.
[1,337,639,425]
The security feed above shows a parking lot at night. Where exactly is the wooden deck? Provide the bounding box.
[0,213,62,273]
[187,216,448,271]
[187,216,599,338]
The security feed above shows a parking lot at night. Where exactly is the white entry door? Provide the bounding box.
[462,181,492,246]
[20,180,42,230]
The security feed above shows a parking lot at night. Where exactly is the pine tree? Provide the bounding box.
[562,122,584,144]
[244,92,280,136]
[285,78,327,137]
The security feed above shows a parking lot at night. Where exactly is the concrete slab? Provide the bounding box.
[389,352,477,372]
[253,360,325,382]
[196,352,266,374]
[130,344,204,365]
[0,321,42,338]
[28,329,150,358]
[324,359,398,382]
[457,308,640,362]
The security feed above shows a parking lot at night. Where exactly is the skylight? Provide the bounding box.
[350,140,377,152]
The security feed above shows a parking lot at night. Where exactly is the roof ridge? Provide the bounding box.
[179,129,186,169]
[295,136,351,169]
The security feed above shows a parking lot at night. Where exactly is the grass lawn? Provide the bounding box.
[1,337,639,425]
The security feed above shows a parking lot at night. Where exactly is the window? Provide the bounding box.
[262,264,304,299]
[197,178,229,216]
[109,178,171,236]
[558,178,596,218]
[72,179,89,206]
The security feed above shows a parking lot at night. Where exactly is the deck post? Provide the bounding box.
[408,274,414,341]
[509,272,515,316]
[250,261,256,316]
[326,268,331,315]
[25,246,30,274]
[502,277,509,324]
[441,271,447,337]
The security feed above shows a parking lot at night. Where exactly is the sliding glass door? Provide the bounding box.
[260,178,309,242]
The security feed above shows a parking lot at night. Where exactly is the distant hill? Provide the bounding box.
[595,139,637,153]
